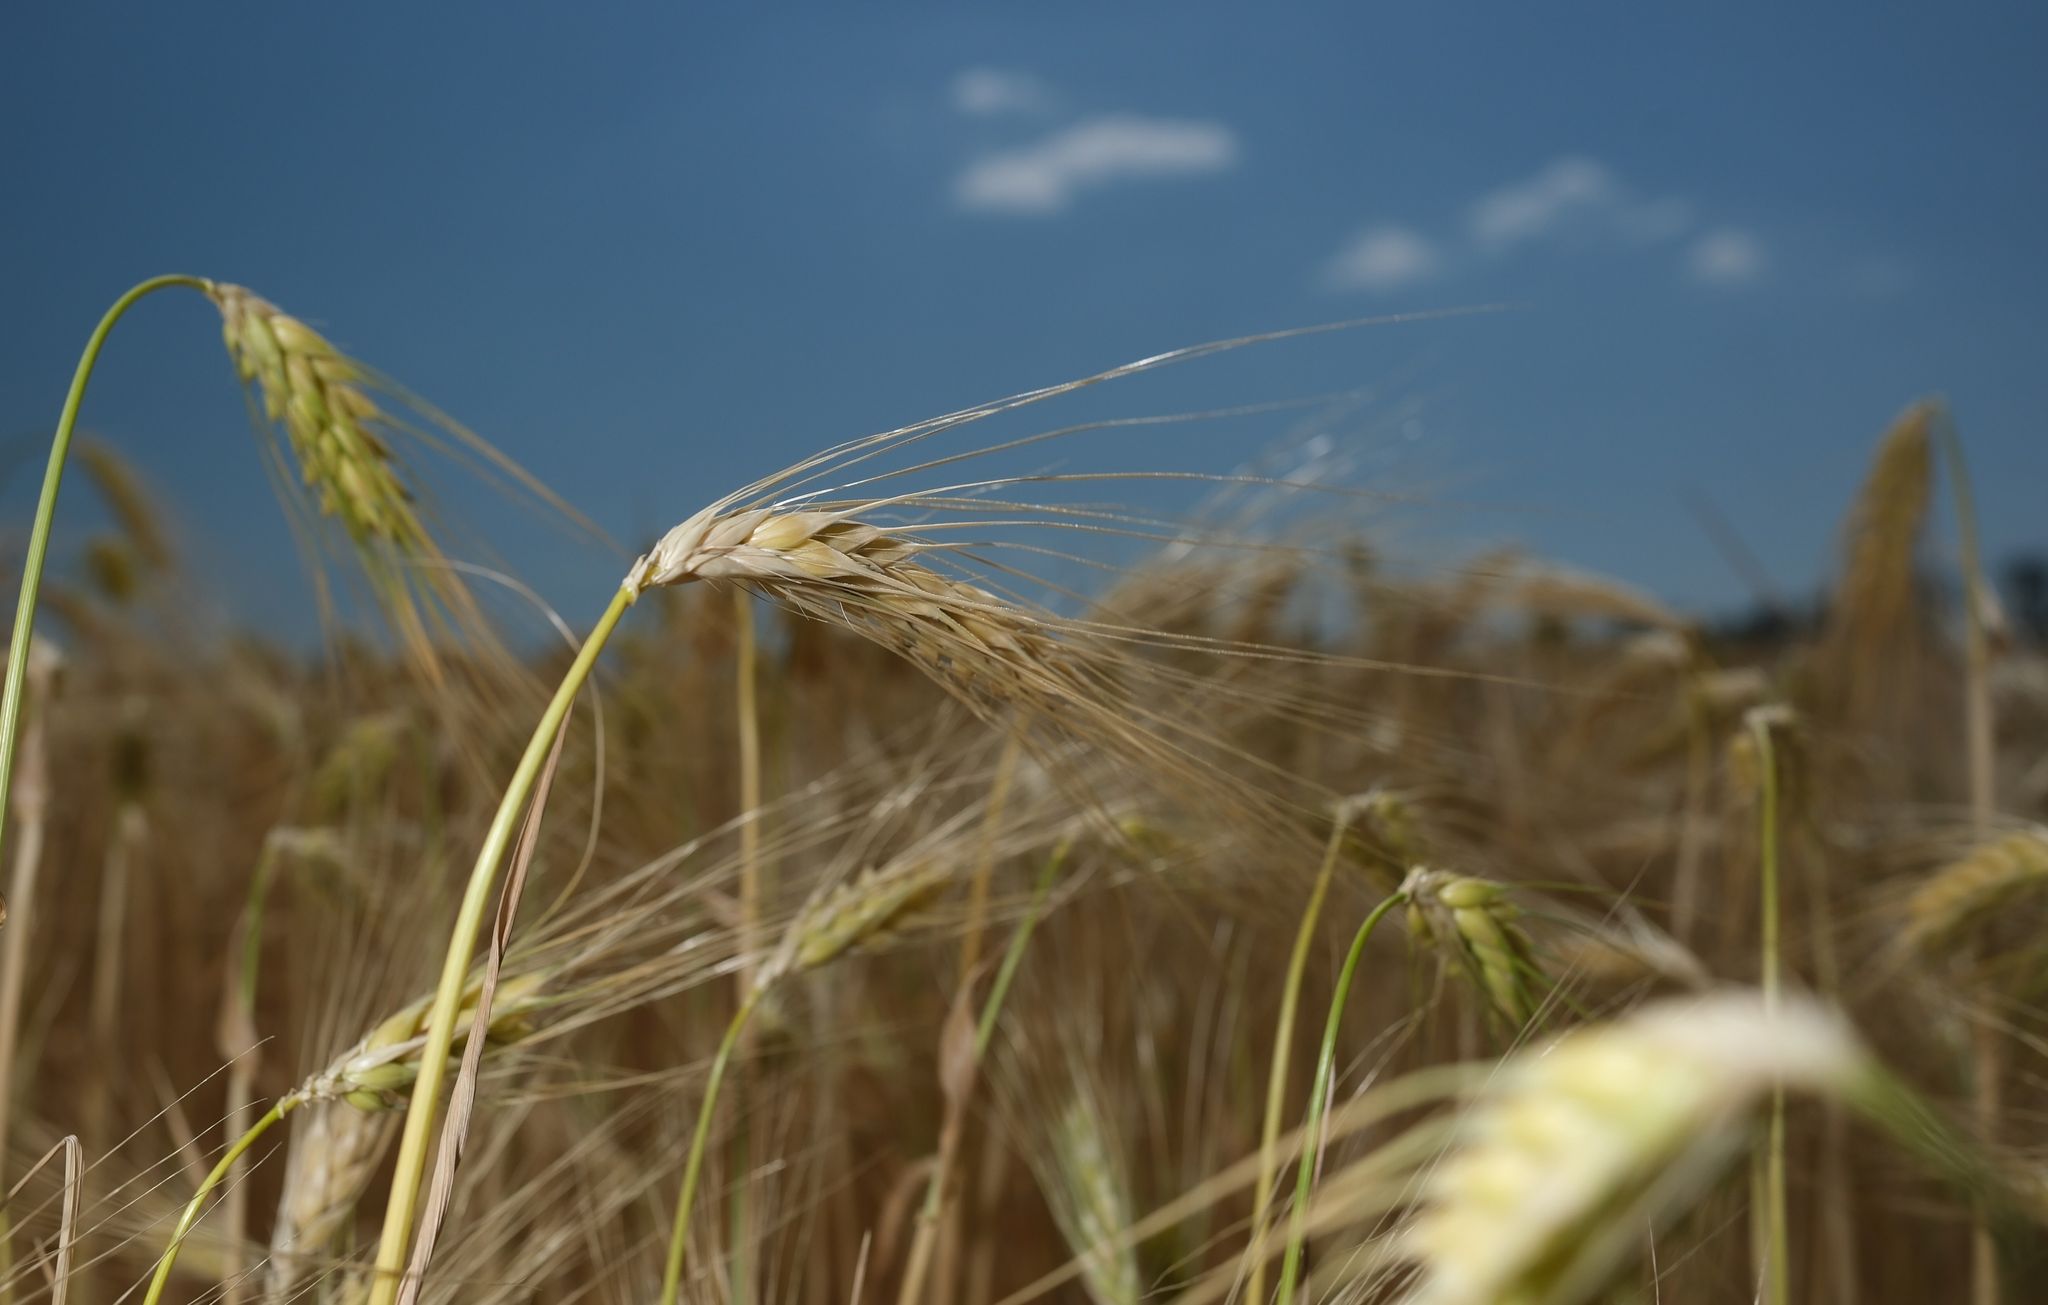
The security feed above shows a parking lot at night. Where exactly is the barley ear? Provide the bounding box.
[1404,994,1865,1305]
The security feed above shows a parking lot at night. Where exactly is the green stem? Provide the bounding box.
[1937,408,1995,831]
[367,583,637,1305]
[142,1095,298,1305]
[1247,817,1348,1305]
[975,839,1068,1058]
[0,276,209,877]
[662,986,764,1305]
[1748,713,1790,1305]
[1277,891,1404,1305]
[239,834,289,1014]
[899,838,1070,1305]
[1938,407,2003,1305]
[731,590,760,1305]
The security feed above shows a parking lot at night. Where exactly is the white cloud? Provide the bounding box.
[1467,156,1695,251]
[954,115,1240,216]
[1686,228,1765,285]
[1323,225,1440,292]
[1316,155,1766,296]
[952,67,1052,117]
[1468,156,1619,249]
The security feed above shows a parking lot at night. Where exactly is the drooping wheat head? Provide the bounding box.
[207,283,529,688]
[211,285,425,554]
[1901,829,2048,961]
[1401,993,1865,1305]
[1402,868,1546,1030]
[1506,563,1690,634]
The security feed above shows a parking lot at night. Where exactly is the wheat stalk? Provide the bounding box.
[0,639,60,1282]
[662,847,960,1303]
[1733,703,1798,1305]
[1247,804,1357,1304]
[1277,889,1408,1305]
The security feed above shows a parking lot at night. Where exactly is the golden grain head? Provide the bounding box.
[631,505,1079,716]
[1508,563,1689,634]
[1404,993,1862,1305]
[1824,401,1935,700]
[1903,830,2048,957]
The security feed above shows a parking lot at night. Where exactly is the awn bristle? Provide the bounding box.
[1402,993,1864,1305]
[1902,830,2048,958]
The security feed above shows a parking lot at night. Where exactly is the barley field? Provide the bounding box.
[1,278,2044,1305]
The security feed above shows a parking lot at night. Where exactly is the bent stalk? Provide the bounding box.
[1247,814,1350,1303]
[1277,890,1404,1305]
[367,584,636,1305]
[143,1096,299,1305]
[1940,410,2002,1305]
[899,839,1068,1304]
[662,987,765,1304]
[1749,711,1790,1305]
[0,276,208,861]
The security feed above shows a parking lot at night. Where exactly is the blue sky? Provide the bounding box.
[4,3,2044,638]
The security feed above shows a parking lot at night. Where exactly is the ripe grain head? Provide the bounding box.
[1403,993,1863,1305]
[1901,829,2048,960]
